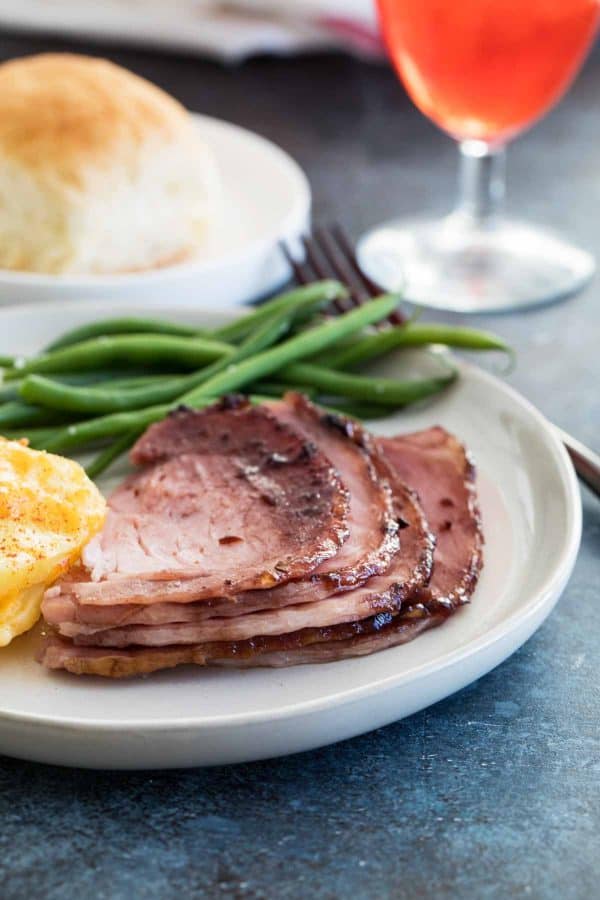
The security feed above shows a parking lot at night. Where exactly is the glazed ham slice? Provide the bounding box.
[51,399,351,604]
[44,393,400,627]
[41,473,434,675]
[377,428,483,610]
[41,616,438,678]
[256,395,401,596]
[208,426,485,667]
[40,423,483,677]
[62,476,433,647]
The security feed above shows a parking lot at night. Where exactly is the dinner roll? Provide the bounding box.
[0,53,219,274]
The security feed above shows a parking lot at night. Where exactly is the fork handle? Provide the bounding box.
[554,425,600,499]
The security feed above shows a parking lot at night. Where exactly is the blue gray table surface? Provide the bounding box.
[0,31,598,900]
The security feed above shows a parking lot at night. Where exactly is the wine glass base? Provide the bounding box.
[357,213,595,313]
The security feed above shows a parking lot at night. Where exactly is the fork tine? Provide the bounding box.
[331,223,384,298]
[282,229,404,324]
[331,223,405,325]
[280,240,311,285]
[301,234,333,282]
[313,227,371,305]
[301,235,352,313]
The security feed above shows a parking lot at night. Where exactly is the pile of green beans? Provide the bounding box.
[0,280,511,477]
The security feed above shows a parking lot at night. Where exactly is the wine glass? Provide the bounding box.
[358,0,600,312]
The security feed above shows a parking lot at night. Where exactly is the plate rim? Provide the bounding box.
[0,302,582,735]
[0,113,311,288]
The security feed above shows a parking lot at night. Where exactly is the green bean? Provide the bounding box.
[36,297,398,453]
[0,426,58,446]
[19,316,279,414]
[44,317,207,352]
[19,290,332,414]
[182,295,400,406]
[27,343,443,414]
[212,281,346,343]
[0,371,168,404]
[38,392,274,455]
[0,381,24,404]
[20,374,188,415]
[278,362,457,406]
[87,374,181,391]
[85,429,143,480]
[0,401,74,429]
[53,369,169,385]
[327,323,511,369]
[5,333,232,380]
[14,289,334,392]
[253,381,318,399]
[0,378,78,404]
[39,404,174,453]
[39,283,343,356]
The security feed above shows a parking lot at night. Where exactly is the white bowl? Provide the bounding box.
[0,115,310,308]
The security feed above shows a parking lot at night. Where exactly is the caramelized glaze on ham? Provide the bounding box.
[211,425,484,667]
[47,399,350,606]
[209,426,484,667]
[44,393,400,628]
[378,427,483,611]
[65,475,433,647]
[40,410,484,678]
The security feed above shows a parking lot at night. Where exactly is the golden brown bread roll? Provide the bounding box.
[0,53,219,274]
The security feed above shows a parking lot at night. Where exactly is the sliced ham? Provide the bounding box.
[46,398,351,606]
[214,425,484,667]
[211,614,443,667]
[210,426,484,667]
[39,422,483,677]
[64,476,433,647]
[255,394,401,595]
[377,427,483,610]
[44,393,400,626]
[40,613,438,678]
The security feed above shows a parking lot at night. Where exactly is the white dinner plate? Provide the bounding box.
[0,302,581,769]
[0,115,310,308]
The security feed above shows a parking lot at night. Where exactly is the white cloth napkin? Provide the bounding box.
[0,1,382,62]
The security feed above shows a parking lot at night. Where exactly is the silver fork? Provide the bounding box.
[282,224,600,499]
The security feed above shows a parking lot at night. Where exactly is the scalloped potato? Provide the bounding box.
[0,438,105,646]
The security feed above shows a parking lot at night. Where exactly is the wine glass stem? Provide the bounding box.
[457,140,506,225]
